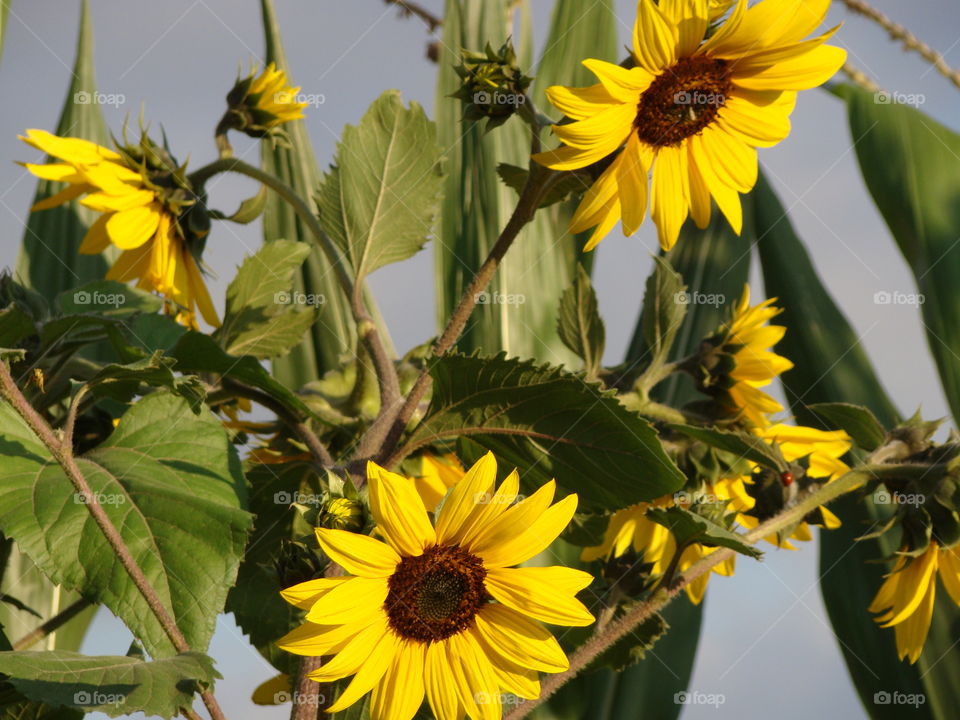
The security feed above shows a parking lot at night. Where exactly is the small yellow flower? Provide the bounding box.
[223,63,307,137]
[278,453,594,719]
[870,543,960,663]
[534,0,846,251]
[20,129,217,328]
[699,285,794,428]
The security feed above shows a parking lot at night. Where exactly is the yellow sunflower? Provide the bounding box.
[20,129,218,328]
[278,453,594,718]
[736,423,849,548]
[697,285,794,428]
[223,62,307,138]
[533,0,846,251]
[870,543,960,664]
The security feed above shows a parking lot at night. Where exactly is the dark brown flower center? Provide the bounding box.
[634,56,732,147]
[385,544,487,642]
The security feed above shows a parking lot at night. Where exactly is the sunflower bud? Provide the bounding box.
[220,63,307,141]
[319,496,364,532]
[452,40,531,130]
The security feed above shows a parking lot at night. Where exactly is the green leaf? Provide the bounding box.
[0,306,34,348]
[592,611,668,673]
[754,169,960,719]
[405,353,684,511]
[841,84,960,426]
[646,506,762,559]
[556,265,605,377]
[808,403,887,452]
[496,164,588,208]
[0,392,251,658]
[260,0,360,383]
[639,256,687,369]
[85,351,205,411]
[170,331,317,422]
[317,90,442,286]
[56,281,162,318]
[0,650,217,719]
[215,240,316,359]
[669,424,787,472]
[15,0,116,298]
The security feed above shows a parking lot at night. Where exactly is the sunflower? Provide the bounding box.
[694,285,794,428]
[580,483,748,603]
[533,0,846,251]
[412,452,465,512]
[278,454,594,718]
[870,543,960,663]
[20,129,217,328]
[736,423,849,548]
[222,62,307,138]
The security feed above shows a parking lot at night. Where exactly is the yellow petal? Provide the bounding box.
[308,615,390,683]
[732,44,847,91]
[305,576,388,625]
[699,125,757,193]
[78,213,111,254]
[719,91,796,148]
[618,134,652,236]
[570,153,622,233]
[435,452,497,545]
[30,183,88,211]
[369,640,426,720]
[21,162,84,183]
[545,83,619,120]
[485,566,595,626]
[633,0,679,73]
[458,469,521,549]
[367,461,436,555]
[881,549,938,628]
[660,0,709,56]
[81,189,155,213]
[690,133,743,234]
[184,252,221,327]
[650,145,689,251]
[582,58,653,102]
[476,492,578,568]
[474,603,569,672]
[551,101,636,151]
[424,641,459,720]
[279,576,352,610]
[687,144,712,228]
[20,129,120,164]
[447,632,499,720]
[315,528,400,578]
[106,204,161,250]
[324,627,399,712]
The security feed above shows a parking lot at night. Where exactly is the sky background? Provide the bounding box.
[2,0,959,718]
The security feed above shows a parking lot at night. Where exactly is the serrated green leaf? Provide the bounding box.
[260,0,359,383]
[496,163,587,208]
[0,392,251,658]
[15,0,115,298]
[557,264,605,377]
[647,506,763,559]
[86,351,205,411]
[841,84,960,428]
[0,306,34,348]
[0,650,217,719]
[808,402,887,452]
[405,353,684,511]
[639,256,687,370]
[755,169,960,719]
[669,424,787,472]
[317,90,441,286]
[215,240,316,359]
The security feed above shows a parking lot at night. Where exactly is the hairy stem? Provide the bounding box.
[0,362,229,720]
[504,468,871,719]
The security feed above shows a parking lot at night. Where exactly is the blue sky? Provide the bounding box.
[1,1,959,718]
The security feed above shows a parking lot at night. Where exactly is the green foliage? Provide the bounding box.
[0,650,217,719]
[215,239,315,359]
[406,353,685,511]
[556,264,605,377]
[646,506,763,559]
[670,424,788,472]
[317,90,443,289]
[84,351,205,410]
[639,257,687,372]
[808,403,887,452]
[841,84,960,426]
[0,392,251,658]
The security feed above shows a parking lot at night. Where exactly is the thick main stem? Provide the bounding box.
[504,468,870,719]
[0,363,228,720]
